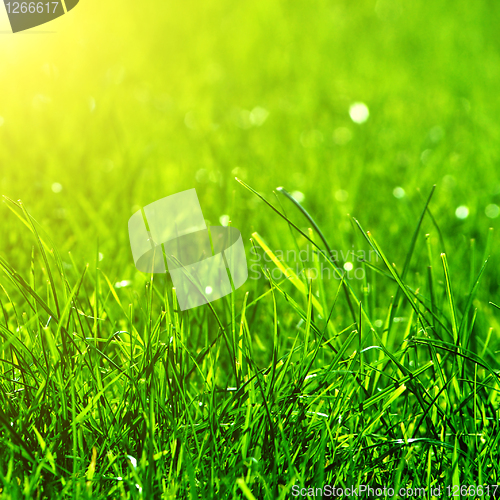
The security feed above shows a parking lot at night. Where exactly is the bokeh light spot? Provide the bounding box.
[393,187,406,199]
[335,190,349,202]
[249,107,269,126]
[195,169,208,183]
[291,190,305,203]
[485,204,500,219]
[333,127,352,145]
[455,206,469,220]
[219,214,230,226]
[349,102,369,124]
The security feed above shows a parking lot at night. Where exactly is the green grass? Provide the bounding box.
[2,0,500,497]
[1,184,500,498]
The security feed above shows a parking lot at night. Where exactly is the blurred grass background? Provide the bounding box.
[3,1,500,495]
[0,0,500,325]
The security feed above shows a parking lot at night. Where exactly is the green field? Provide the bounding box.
[1,0,500,498]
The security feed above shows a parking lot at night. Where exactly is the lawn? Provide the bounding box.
[1,0,500,498]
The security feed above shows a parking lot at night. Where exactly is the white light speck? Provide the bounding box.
[455,206,469,220]
[349,102,369,124]
[98,252,104,262]
[127,455,137,468]
[344,262,354,272]
[114,280,131,288]
[393,317,407,323]
[393,187,406,199]
[205,286,213,295]
[485,204,500,219]
[51,183,63,193]
[219,214,230,226]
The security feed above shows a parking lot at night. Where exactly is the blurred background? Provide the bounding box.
[0,0,500,304]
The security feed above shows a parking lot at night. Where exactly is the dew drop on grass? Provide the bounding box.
[205,286,213,295]
[455,206,469,219]
[349,102,369,124]
[393,187,405,199]
[485,204,500,219]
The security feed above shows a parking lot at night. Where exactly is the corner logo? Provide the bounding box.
[3,0,79,33]
[128,189,248,311]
